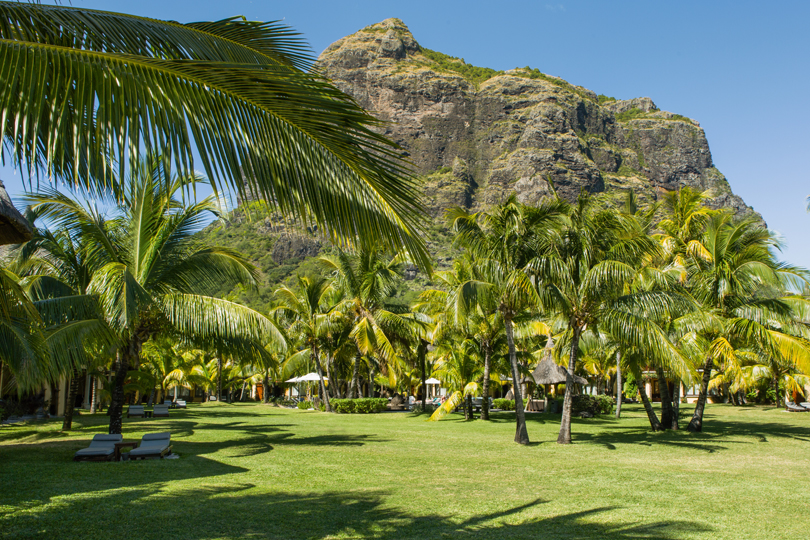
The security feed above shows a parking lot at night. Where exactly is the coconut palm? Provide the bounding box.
[447,196,567,444]
[529,190,690,444]
[25,160,282,433]
[0,3,429,265]
[273,276,349,412]
[683,213,810,431]
[319,248,411,399]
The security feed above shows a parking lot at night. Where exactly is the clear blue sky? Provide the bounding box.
[4,1,809,266]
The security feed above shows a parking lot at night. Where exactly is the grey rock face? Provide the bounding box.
[271,235,322,264]
[318,19,760,220]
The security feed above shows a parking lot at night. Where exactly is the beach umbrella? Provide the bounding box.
[297,372,328,381]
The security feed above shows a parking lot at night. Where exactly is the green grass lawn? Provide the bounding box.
[1,402,809,539]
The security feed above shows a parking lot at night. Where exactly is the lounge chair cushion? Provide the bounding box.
[128,406,145,417]
[129,432,171,458]
[153,405,169,416]
[74,434,123,459]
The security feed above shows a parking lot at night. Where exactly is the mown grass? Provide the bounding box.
[1,403,809,539]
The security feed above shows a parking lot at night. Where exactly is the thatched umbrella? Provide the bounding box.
[0,180,32,245]
[531,338,587,411]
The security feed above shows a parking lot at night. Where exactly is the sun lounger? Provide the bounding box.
[73,434,123,461]
[801,402,810,409]
[128,432,172,460]
[785,401,808,412]
[127,405,145,418]
[153,404,170,417]
[175,399,187,409]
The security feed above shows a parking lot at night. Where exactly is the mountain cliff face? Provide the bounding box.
[199,19,760,310]
[318,18,756,219]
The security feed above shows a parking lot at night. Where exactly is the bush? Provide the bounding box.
[571,394,614,416]
[297,400,312,410]
[331,398,387,414]
[493,398,515,411]
[411,403,437,414]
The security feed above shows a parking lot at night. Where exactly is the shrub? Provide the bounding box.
[493,398,515,411]
[571,394,614,416]
[411,403,437,414]
[594,394,614,415]
[331,398,387,414]
[297,400,312,410]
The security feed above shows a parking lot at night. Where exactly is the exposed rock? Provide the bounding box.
[317,19,760,221]
[271,234,322,264]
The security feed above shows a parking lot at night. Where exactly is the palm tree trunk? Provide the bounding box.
[109,347,133,435]
[325,355,334,398]
[657,367,673,429]
[216,357,223,401]
[558,324,581,444]
[481,345,491,421]
[633,366,662,431]
[89,376,97,414]
[505,318,529,445]
[313,348,332,412]
[147,387,155,407]
[687,356,713,432]
[240,380,247,401]
[615,351,623,419]
[62,366,80,431]
[369,363,375,398]
[671,379,680,430]
[263,369,270,404]
[349,353,360,399]
[419,340,427,411]
[772,375,780,407]
[466,393,473,420]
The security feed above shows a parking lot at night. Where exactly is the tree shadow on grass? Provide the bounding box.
[0,484,712,540]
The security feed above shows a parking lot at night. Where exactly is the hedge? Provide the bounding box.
[331,398,388,413]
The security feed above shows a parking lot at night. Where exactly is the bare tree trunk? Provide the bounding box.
[89,376,97,414]
[313,347,332,412]
[325,355,335,398]
[558,324,582,444]
[634,366,662,431]
[109,342,137,435]
[419,340,427,411]
[349,353,360,399]
[615,351,623,419]
[671,379,681,430]
[481,345,491,420]
[687,357,713,432]
[657,367,673,429]
[263,369,271,404]
[217,357,223,401]
[62,366,80,431]
[505,318,529,444]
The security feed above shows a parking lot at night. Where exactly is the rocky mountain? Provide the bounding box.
[318,18,755,218]
[199,18,759,310]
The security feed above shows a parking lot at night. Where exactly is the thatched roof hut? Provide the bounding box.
[531,358,588,386]
[531,338,588,386]
[0,180,31,245]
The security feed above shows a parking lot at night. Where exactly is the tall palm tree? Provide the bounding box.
[319,248,410,399]
[0,3,430,265]
[529,191,689,444]
[273,276,347,412]
[683,214,810,431]
[25,160,282,433]
[447,196,566,444]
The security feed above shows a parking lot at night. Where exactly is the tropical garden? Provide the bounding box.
[1,4,810,539]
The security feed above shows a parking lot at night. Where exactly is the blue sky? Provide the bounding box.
[5,1,809,266]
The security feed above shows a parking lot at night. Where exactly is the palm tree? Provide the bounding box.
[25,160,282,433]
[447,199,563,443]
[415,258,507,421]
[529,191,689,444]
[319,248,410,399]
[683,214,810,431]
[0,3,430,266]
[273,276,348,412]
